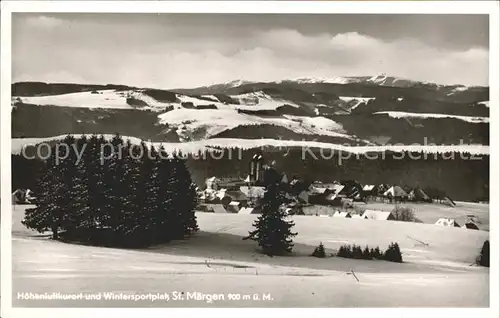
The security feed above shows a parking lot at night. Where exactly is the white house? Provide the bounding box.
[435,218,461,227]
[361,209,396,221]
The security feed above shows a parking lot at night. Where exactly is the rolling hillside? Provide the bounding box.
[11,77,490,202]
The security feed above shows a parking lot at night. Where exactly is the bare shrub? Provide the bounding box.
[391,205,416,222]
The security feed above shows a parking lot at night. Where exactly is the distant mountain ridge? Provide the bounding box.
[11,75,489,148]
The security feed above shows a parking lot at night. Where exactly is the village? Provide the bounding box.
[11,151,483,231]
[195,154,483,230]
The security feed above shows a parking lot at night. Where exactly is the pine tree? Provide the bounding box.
[311,242,326,258]
[363,245,371,260]
[141,145,163,244]
[172,153,199,237]
[156,146,177,241]
[101,134,126,232]
[244,180,297,256]
[115,140,143,244]
[384,242,403,263]
[67,136,92,237]
[85,134,107,230]
[22,160,64,239]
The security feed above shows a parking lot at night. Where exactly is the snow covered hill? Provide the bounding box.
[11,77,490,148]
[374,111,490,124]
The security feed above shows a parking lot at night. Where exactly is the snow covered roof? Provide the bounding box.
[333,211,351,218]
[239,186,266,198]
[462,221,479,230]
[207,204,228,214]
[435,218,460,227]
[311,187,327,194]
[361,210,394,221]
[239,207,254,214]
[229,201,240,206]
[351,214,367,219]
[384,186,408,197]
[363,185,375,191]
[326,193,340,201]
[215,189,227,200]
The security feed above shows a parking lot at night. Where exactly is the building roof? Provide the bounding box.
[310,187,328,194]
[333,211,351,218]
[363,185,375,191]
[239,207,254,214]
[435,218,460,227]
[462,221,479,230]
[226,190,248,201]
[362,209,394,221]
[208,204,228,214]
[384,186,408,197]
[239,186,266,198]
[351,214,367,219]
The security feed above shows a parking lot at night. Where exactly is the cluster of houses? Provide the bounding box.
[316,210,479,230]
[196,153,456,216]
[434,217,480,230]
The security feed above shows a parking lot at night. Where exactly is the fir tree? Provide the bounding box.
[172,153,199,237]
[141,145,163,244]
[53,135,82,233]
[22,160,64,239]
[101,134,126,231]
[363,245,371,260]
[115,140,143,243]
[244,179,297,256]
[84,134,107,229]
[67,136,92,235]
[311,242,326,258]
[384,242,403,263]
[156,146,177,241]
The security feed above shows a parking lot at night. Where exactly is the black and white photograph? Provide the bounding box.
[1,0,499,315]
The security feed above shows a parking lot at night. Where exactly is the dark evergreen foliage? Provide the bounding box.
[21,134,199,248]
[311,242,327,258]
[384,242,403,263]
[336,243,402,262]
[244,178,297,256]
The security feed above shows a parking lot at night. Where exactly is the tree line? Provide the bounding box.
[22,134,199,248]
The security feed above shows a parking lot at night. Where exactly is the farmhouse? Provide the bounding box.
[227,201,241,213]
[408,187,431,202]
[351,214,368,219]
[12,189,34,204]
[239,186,266,200]
[362,184,377,197]
[204,204,230,214]
[332,211,352,218]
[462,220,480,230]
[435,218,461,227]
[361,209,396,221]
[384,186,408,199]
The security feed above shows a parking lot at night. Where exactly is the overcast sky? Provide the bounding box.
[12,13,489,89]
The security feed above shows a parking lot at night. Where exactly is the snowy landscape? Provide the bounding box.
[8,12,491,309]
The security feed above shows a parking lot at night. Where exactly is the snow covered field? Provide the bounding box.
[11,135,490,157]
[352,201,490,231]
[15,90,170,111]
[339,96,376,110]
[11,205,489,307]
[14,89,298,112]
[158,109,350,140]
[374,111,489,124]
